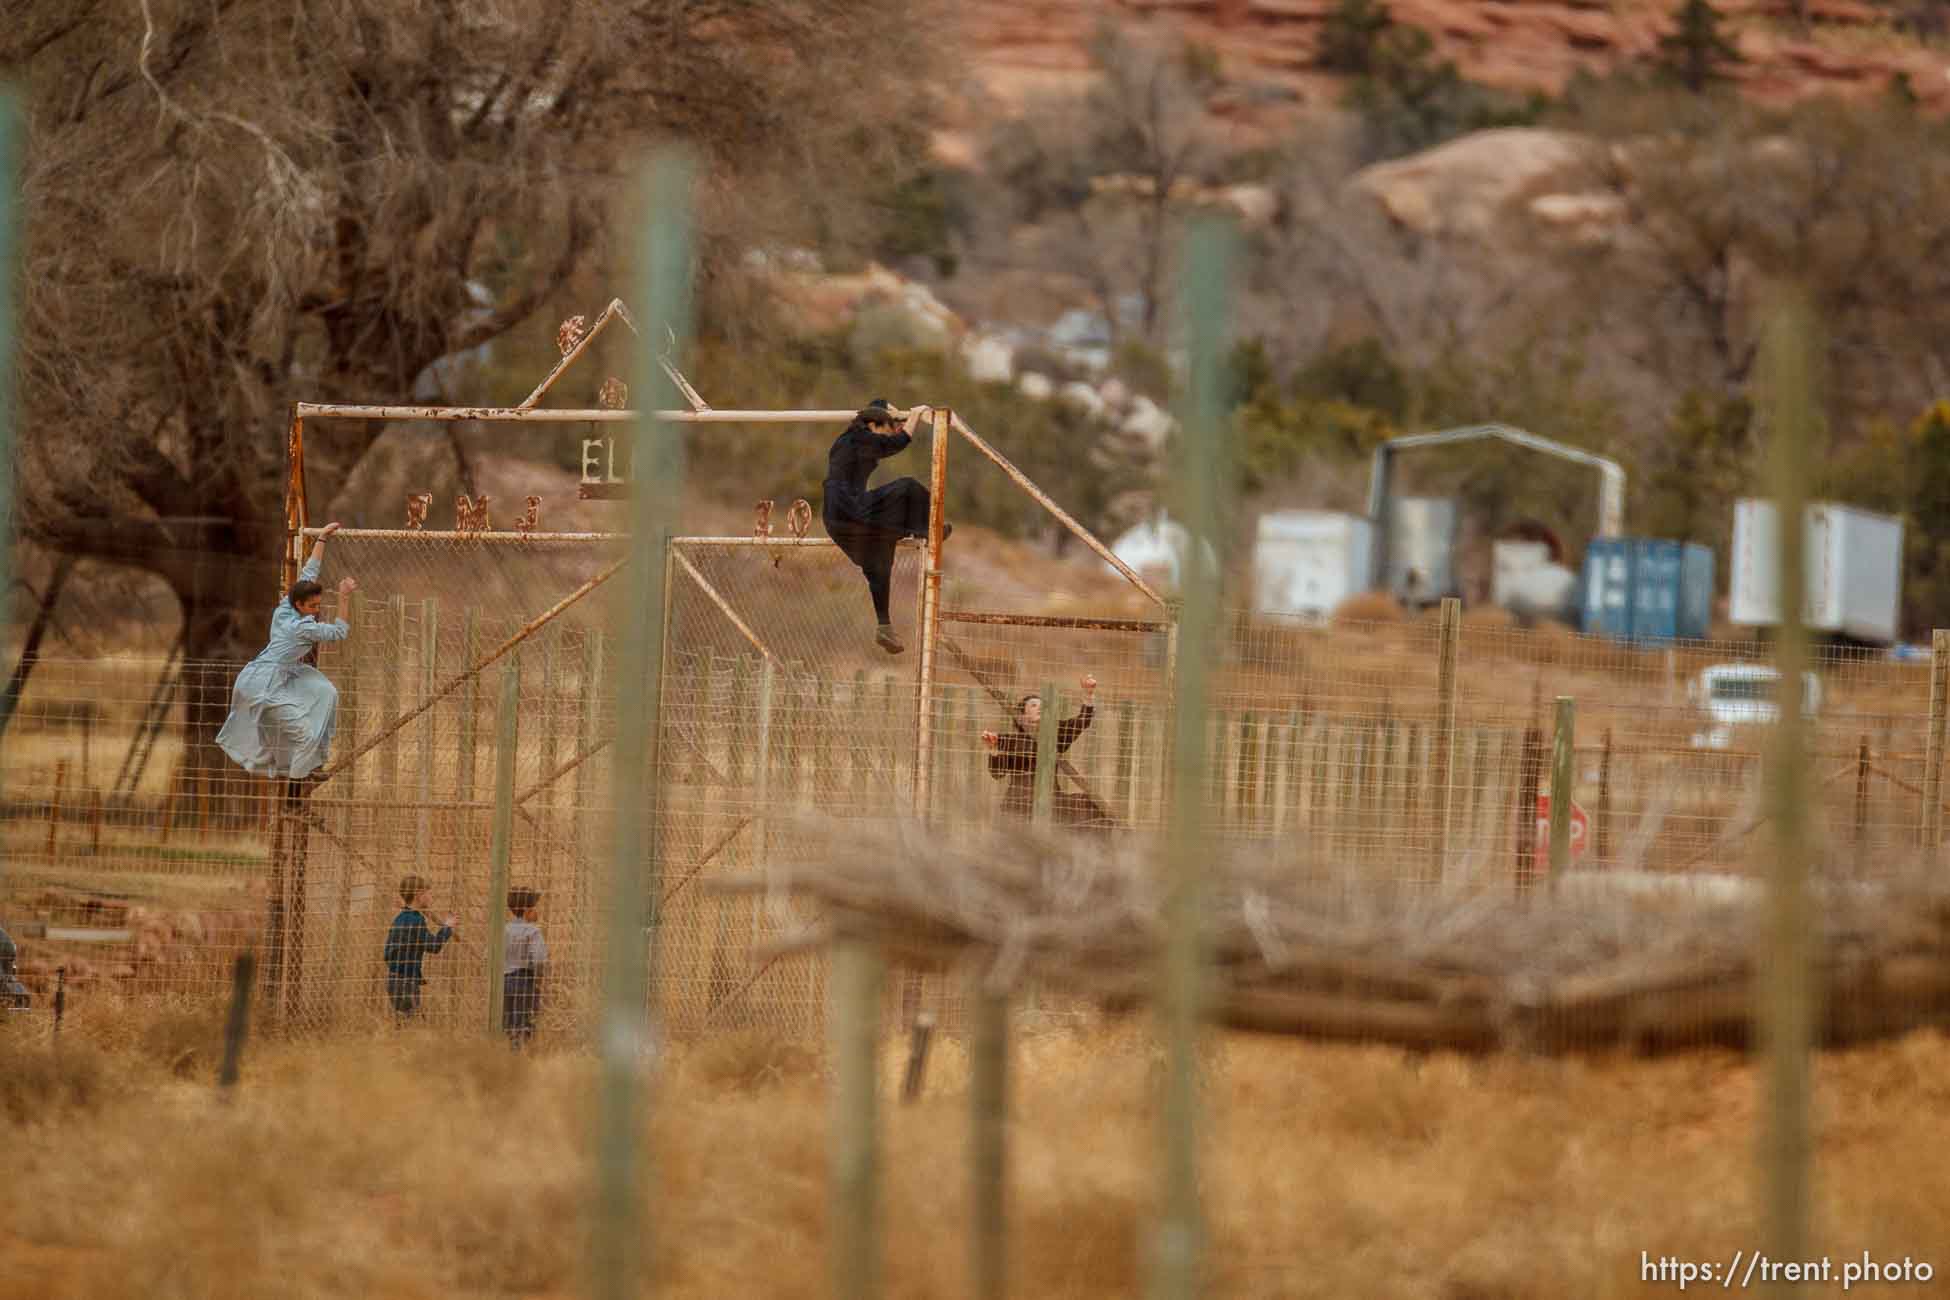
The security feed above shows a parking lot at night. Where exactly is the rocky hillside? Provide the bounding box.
[959,0,1950,128]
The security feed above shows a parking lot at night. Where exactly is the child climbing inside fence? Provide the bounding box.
[981,673,1114,831]
[502,886,548,1048]
[382,874,456,1019]
[822,398,948,656]
[216,520,359,800]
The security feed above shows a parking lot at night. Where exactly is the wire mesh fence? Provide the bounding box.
[5,550,1948,1046]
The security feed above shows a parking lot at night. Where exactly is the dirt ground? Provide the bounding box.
[3,1015,1949,1299]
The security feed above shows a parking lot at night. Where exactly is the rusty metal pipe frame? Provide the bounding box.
[307,528,630,543]
[938,610,1171,634]
[946,411,1167,609]
[305,527,631,544]
[912,408,951,818]
[297,530,908,549]
[671,545,779,663]
[520,298,638,410]
[293,403,905,424]
[514,735,615,808]
[671,536,919,549]
[311,555,628,787]
[283,410,308,594]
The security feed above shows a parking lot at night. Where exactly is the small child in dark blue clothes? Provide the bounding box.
[383,874,456,1019]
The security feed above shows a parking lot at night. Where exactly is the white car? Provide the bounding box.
[1688,664,1822,750]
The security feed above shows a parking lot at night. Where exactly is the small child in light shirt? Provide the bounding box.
[502,886,547,1048]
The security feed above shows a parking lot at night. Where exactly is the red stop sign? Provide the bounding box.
[1535,792,1589,865]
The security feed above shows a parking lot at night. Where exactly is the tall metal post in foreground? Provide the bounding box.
[0,104,20,900]
[968,968,1010,1300]
[1151,215,1236,1300]
[830,924,884,1300]
[1758,293,1815,1300]
[591,151,696,1300]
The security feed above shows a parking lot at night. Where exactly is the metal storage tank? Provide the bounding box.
[1383,497,1458,606]
[1581,538,1715,643]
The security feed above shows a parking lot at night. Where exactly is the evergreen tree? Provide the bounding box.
[1641,391,1752,545]
[1318,0,1395,75]
[1654,0,1743,93]
[1901,402,1950,633]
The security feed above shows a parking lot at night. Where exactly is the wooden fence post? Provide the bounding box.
[1924,628,1950,852]
[46,757,68,861]
[1241,711,1262,832]
[1272,712,1294,833]
[458,607,479,807]
[1515,722,1544,896]
[753,656,776,878]
[928,687,949,822]
[577,628,605,1006]
[536,624,556,914]
[196,766,210,842]
[340,592,363,805]
[381,595,404,818]
[484,660,520,1036]
[1032,680,1060,824]
[814,677,835,806]
[1431,597,1460,882]
[901,1012,936,1102]
[1854,734,1871,852]
[218,951,257,1095]
[454,606,480,1025]
[1548,697,1575,888]
[1207,712,1225,833]
[880,674,899,793]
[1596,727,1613,866]
[418,598,439,888]
[852,670,869,803]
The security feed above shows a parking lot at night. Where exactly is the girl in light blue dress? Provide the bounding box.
[217,522,359,785]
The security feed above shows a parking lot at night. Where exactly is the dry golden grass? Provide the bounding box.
[4,1021,1950,1298]
[1330,591,1406,626]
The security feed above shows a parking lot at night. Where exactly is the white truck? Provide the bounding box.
[1687,663,1823,751]
[1729,500,1904,645]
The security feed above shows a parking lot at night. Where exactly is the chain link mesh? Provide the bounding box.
[4,527,1944,1046]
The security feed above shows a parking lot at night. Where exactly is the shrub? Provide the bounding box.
[0,1038,118,1122]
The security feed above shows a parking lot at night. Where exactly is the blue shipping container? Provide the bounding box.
[1581,538,1715,643]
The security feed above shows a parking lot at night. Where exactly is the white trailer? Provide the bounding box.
[1729,499,1904,644]
[1253,511,1374,620]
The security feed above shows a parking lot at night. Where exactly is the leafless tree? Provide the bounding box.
[2,0,945,758]
[1562,93,1950,435]
[979,24,1223,347]
[1249,125,1529,379]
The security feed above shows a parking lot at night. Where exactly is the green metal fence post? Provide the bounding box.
[1150,213,1236,1300]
